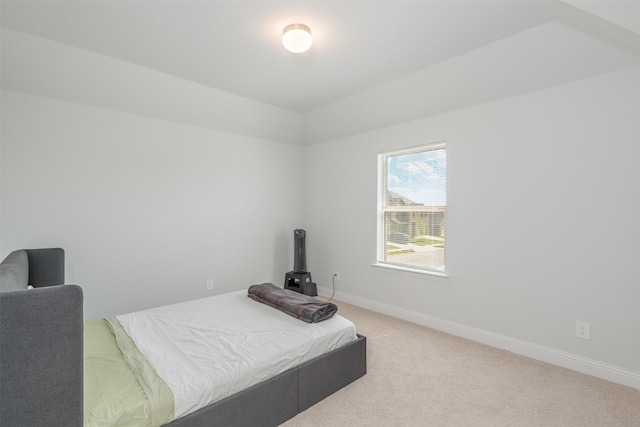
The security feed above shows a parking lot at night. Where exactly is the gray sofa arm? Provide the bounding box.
[0,284,83,427]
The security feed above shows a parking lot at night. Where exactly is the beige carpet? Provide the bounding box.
[282,300,640,427]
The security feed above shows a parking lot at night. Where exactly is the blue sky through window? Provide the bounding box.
[387,148,446,206]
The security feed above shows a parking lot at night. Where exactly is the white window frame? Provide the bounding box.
[375,142,448,278]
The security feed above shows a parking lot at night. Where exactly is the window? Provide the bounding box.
[377,143,447,275]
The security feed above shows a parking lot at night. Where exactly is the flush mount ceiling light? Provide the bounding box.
[282,23,312,53]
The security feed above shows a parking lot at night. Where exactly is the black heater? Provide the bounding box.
[293,229,307,273]
[284,229,317,296]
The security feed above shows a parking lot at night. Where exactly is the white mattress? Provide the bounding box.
[116,290,357,419]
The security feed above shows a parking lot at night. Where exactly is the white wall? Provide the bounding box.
[305,67,640,383]
[1,90,305,320]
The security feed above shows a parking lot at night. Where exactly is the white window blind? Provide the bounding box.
[378,143,447,274]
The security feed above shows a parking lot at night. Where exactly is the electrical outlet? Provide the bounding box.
[206,279,214,292]
[576,321,590,340]
[333,272,340,281]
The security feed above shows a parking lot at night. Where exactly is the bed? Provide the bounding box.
[0,248,367,426]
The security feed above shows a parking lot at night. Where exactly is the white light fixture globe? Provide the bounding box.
[282,23,312,53]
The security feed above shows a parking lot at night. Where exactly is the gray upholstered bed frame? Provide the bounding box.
[0,248,83,427]
[0,248,366,426]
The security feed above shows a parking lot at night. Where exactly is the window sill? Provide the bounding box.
[371,262,449,282]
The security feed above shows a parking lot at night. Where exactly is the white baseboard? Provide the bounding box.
[319,286,640,390]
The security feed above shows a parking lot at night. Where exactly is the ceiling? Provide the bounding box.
[2,0,638,114]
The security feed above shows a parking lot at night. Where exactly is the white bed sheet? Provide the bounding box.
[116,290,357,419]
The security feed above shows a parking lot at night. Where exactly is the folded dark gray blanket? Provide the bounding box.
[247,282,338,323]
